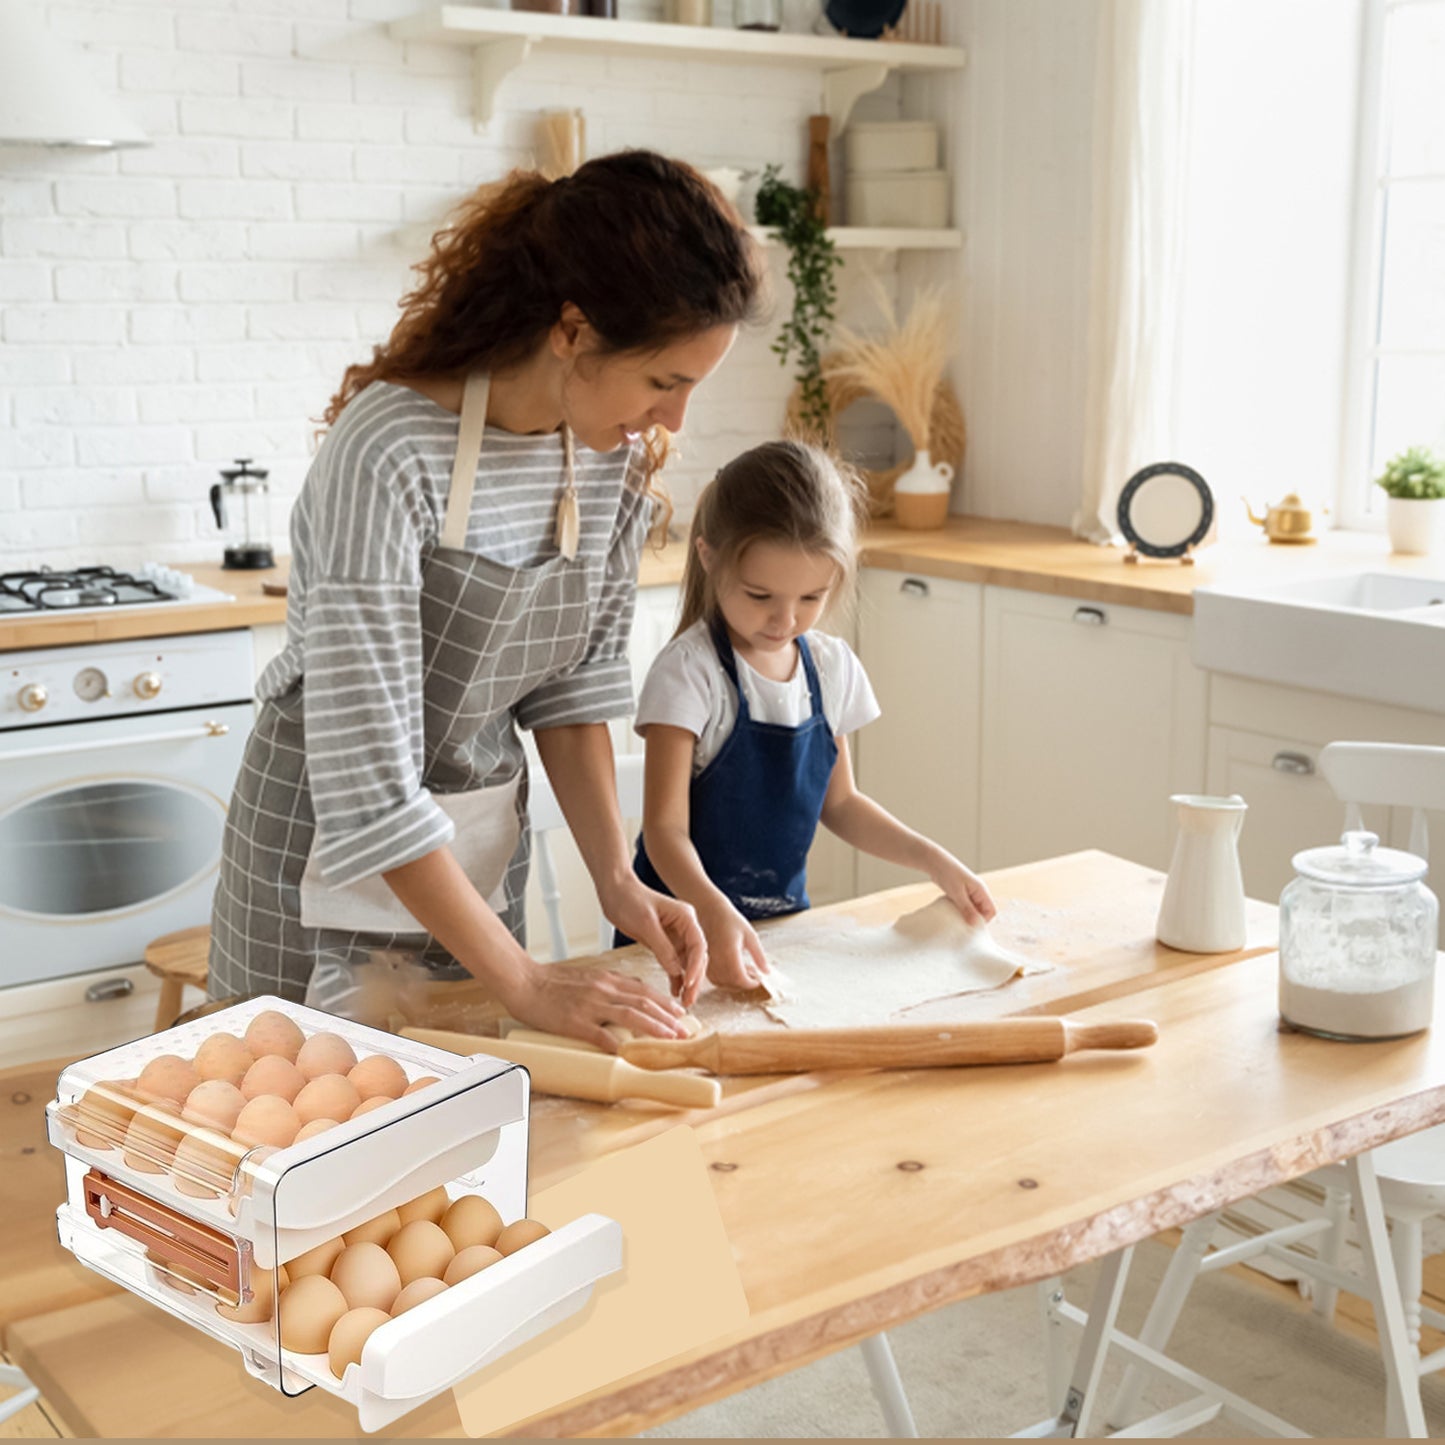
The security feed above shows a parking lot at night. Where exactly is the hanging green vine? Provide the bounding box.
[754,164,842,438]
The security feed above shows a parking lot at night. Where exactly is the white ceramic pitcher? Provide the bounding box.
[894,449,955,496]
[1156,794,1248,953]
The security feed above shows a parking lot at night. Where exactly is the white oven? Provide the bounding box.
[0,630,254,991]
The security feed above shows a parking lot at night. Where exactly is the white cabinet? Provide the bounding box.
[854,569,983,894]
[1207,674,1445,908]
[0,965,165,1070]
[978,588,1207,872]
[250,622,286,691]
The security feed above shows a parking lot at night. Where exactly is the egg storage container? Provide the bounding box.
[46,996,623,1432]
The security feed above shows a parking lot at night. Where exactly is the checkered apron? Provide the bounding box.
[209,376,591,1002]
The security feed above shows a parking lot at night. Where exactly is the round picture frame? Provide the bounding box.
[1116,462,1214,560]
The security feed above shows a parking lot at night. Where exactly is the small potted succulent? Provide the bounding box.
[1376,445,1445,555]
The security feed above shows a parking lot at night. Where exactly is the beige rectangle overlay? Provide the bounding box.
[452,1125,750,1436]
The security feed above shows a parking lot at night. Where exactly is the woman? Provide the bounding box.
[209,151,764,1049]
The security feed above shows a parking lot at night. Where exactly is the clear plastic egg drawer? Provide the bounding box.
[46,996,623,1432]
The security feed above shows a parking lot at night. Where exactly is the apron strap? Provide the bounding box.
[795,633,826,720]
[441,372,490,552]
[709,619,750,716]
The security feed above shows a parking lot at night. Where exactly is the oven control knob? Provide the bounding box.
[17,682,47,713]
[133,671,163,701]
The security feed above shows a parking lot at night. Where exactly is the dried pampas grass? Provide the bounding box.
[827,280,956,450]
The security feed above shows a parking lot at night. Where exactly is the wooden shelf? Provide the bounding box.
[748,225,962,251]
[389,6,966,129]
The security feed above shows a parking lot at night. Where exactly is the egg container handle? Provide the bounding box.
[83,1169,242,1297]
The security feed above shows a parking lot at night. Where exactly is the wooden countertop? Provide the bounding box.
[1,518,1430,653]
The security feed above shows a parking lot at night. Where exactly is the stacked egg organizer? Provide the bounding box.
[46,996,622,1432]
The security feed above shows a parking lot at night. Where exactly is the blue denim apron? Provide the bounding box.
[626,623,839,934]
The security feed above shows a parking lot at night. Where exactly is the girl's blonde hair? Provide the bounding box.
[675,440,867,637]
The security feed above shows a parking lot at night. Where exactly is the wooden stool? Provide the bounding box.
[143,925,211,1031]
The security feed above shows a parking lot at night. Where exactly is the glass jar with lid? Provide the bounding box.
[1278,829,1439,1040]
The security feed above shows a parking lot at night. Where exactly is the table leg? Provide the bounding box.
[1038,1277,1069,1416]
[153,978,185,1032]
[858,1332,919,1438]
[1344,1153,1428,1438]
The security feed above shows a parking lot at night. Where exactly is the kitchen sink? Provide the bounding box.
[1193,569,1445,713]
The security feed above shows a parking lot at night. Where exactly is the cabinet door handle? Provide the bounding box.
[900,578,930,598]
[1072,606,1107,626]
[1271,750,1315,776]
[85,978,135,1003]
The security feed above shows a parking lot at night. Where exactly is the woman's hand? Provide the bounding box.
[930,853,997,928]
[698,898,770,992]
[506,960,690,1052]
[598,874,708,1008]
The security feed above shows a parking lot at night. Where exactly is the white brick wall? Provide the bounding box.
[2,0,966,574]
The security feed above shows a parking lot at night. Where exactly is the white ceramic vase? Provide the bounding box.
[1156,794,1248,954]
[1386,496,1445,556]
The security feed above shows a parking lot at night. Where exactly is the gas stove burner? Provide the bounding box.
[0,565,176,614]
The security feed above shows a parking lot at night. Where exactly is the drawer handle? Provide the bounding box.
[1072,606,1107,626]
[85,978,135,1003]
[1271,751,1315,776]
[900,578,930,598]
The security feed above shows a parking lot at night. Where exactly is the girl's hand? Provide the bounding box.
[699,899,770,992]
[931,855,997,928]
[507,960,690,1052]
[598,875,708,1008]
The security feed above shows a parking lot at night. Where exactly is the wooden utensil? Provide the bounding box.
[617,1017,1158,1075]
[399,1027,722,1109]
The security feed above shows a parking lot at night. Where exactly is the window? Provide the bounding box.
[1340,0,1445,527]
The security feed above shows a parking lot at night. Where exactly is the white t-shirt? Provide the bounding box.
[634,620,881,774]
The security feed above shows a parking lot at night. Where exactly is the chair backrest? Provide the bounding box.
[1319,741,1445,862]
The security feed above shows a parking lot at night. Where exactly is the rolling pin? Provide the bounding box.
[617,1017,1159,1075]
[399,1027,722,1109]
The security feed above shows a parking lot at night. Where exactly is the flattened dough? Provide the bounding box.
[747,898,1043,1029]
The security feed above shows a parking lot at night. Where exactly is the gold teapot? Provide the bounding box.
[1243,492,1319,544]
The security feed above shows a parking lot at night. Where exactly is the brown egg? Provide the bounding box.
[443,1245,503,1286]
[193,1032,254,1086]
[327,1306,391,1379]
[122,1101,184,1173]
[330,1241,402,1312]
[293,1117,340,1144]
[390,1277,449,1316]
[386,1220,454,1286]
[343,1209,400,1249]
[349,1096,393,1120]
[244,1009,304,1062]
[348,1054,408,1102]
[396,1186,451,1228]
[402,1075,442,1096]
[440,1193,503,1252]
[495,1219,550,1256]
[73,1081,137,1150]
[217,1263,289,1324]
[286,1236,345,1279]
[232,1095,300,1149]
[136,1055,201,1108]
[183,1079,246,1134]
[294,1074,360,1125]
[295,1031,357,1081]
[278,1274,349,1354]
[172,1127,244,1199]
[240,1055,305,1103]
[147,1250,210,1296]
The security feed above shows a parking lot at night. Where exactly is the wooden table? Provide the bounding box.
[10,851,1445,1438]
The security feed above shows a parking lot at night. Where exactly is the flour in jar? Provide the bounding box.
[1279,975,1435,1039]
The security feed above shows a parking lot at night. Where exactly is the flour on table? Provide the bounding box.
[715,898,1047,1030]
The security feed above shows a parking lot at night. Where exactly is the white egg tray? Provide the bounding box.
[46,996,530,1266]
[57,1197,622,1432]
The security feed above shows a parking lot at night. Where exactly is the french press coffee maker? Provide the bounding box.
[210,458,275,570]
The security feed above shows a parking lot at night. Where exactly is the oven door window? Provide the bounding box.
[0,780,223,918]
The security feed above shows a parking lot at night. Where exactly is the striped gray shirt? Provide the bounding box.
[260,381,651,887]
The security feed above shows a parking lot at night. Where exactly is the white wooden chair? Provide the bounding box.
[528,753,921,1436]
[1107,740,1445,1437]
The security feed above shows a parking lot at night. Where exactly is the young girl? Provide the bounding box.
[630,439,996,994]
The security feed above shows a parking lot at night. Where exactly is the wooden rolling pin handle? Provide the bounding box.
[1061,1019,1159,1053]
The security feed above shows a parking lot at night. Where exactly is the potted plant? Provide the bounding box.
[1376,445,1445,556]
[754,165,842,437]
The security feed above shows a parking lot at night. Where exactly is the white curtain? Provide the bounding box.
[1074,0,1198,543]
